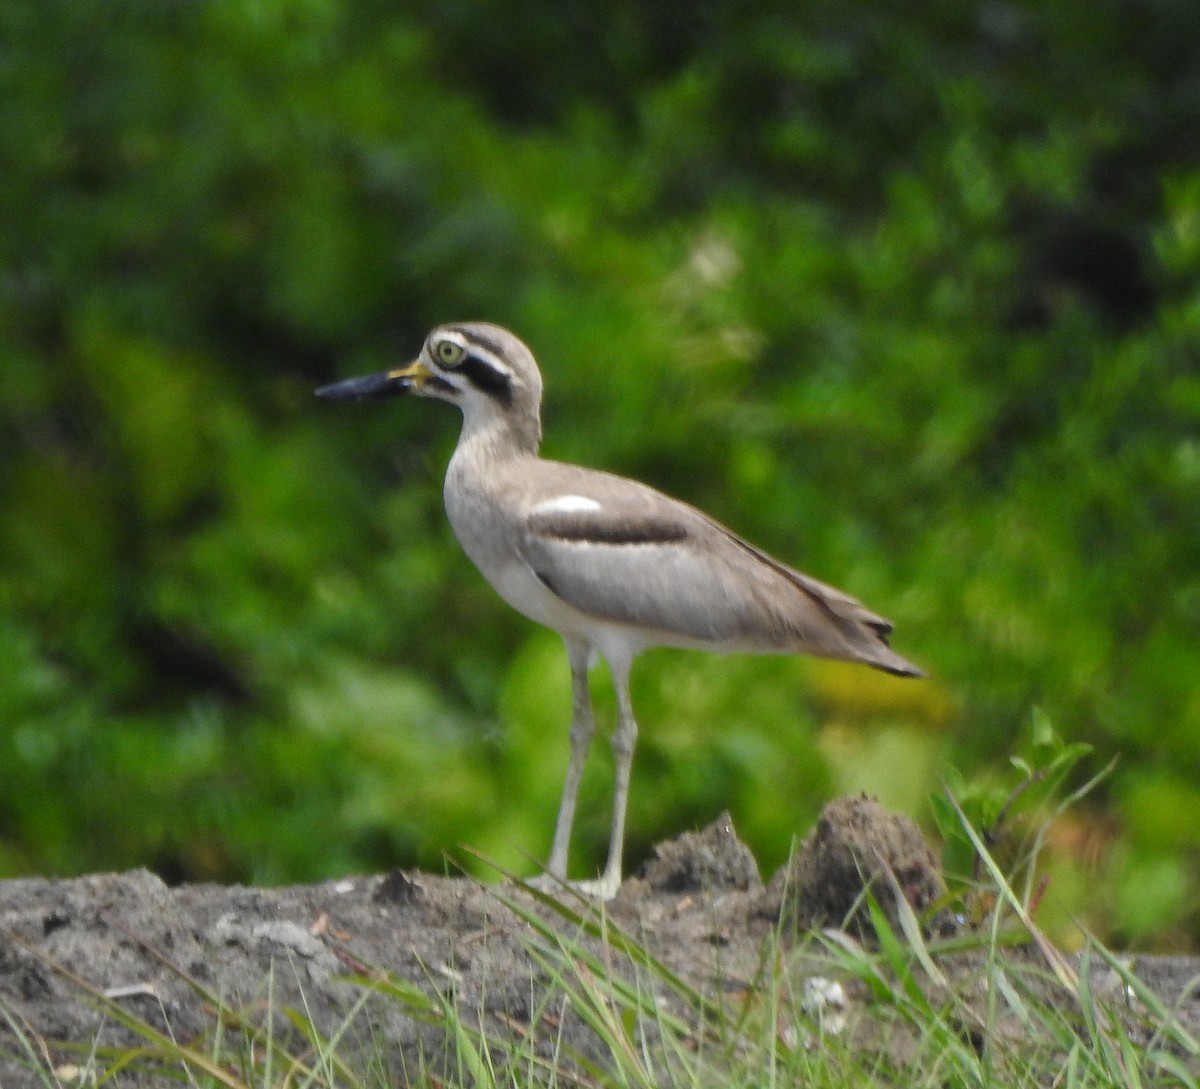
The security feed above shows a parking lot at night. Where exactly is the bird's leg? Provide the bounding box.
[596,655,638,900]
[545,639,594,881]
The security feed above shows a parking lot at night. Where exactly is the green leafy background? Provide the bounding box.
[2,0,1198,949]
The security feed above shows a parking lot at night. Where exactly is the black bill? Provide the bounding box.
[314,370,415,402]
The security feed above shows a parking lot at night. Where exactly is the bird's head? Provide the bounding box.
[316,322,544,449]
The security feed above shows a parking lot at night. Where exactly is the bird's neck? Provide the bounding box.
[454,409,541,467]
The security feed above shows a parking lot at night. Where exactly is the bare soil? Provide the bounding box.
[1,797,1197,1086]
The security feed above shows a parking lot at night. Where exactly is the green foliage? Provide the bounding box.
[2,0,1199,944]
[932,709,1094,901]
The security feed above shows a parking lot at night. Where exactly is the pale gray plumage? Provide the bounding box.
[317,321,924,899]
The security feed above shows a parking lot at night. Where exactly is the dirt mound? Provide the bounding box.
[1,800,1196,1086]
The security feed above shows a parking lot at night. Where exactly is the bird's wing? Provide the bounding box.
[519,474,726,639]
[511,463,923,675]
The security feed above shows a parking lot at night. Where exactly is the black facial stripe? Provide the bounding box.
[458,352,513,405]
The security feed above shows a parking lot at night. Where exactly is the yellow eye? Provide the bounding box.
[435,340,464,367]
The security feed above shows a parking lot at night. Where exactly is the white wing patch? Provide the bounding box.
[535,494,603,515]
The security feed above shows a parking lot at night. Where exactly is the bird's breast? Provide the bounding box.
[443,466,581,637]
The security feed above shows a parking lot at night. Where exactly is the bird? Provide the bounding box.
[316,322,924,899]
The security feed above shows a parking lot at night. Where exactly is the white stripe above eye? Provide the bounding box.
[535,494,603,515]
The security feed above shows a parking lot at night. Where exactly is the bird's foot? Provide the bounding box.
[525,871,622,901]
